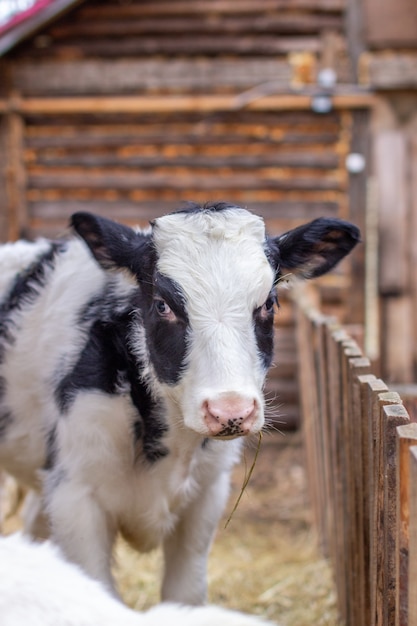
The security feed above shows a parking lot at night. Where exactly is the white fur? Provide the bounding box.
[0,533,276,626]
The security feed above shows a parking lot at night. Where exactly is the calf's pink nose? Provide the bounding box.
[203,395,258,436]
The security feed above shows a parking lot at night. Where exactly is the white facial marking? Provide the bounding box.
[152,208,274,437]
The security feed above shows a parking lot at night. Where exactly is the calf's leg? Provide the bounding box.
[162,469,231,605]
[46,477,117,594]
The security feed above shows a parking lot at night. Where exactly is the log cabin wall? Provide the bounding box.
[351,0,417,385]
[0,0,371,426]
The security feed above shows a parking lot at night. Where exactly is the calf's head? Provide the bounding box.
[71,203,360,439]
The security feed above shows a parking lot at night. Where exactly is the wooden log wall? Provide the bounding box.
[7,0,352,92]
[21,109,348,238]
[295,287,417,626]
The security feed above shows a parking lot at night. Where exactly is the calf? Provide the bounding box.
[0,533,276,626]
[0,202,360,603]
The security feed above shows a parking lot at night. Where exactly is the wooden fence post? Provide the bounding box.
[294,292,416,626]
[409,446,417,626]
[396,424,417,626]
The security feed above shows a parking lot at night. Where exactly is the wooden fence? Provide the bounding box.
[294,290,417,626]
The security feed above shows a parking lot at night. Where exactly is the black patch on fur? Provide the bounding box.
[0,243,65,318]
[139,272,190,386]
[0,409,12,439]
[0,242,66,364]
[55,308,169,464]
[169,201,242,218]
[253,293,276,370]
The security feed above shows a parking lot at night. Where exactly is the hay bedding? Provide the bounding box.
[3,432,339,625]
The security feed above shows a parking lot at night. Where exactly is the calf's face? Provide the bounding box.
[72,203,360,439]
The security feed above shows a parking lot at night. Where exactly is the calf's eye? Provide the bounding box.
[262,297,275,313]
[154,298,176,321]
[257,296,276,320]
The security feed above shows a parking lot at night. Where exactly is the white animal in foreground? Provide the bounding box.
[0,202,360,601]
[0,533,277,626]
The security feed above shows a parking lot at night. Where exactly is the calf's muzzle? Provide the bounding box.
[202,393,260,438]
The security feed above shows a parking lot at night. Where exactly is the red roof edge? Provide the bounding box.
[0,0,83,56]
[0,0,57,37]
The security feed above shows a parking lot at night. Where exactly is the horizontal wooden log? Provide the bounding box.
[50,14,343,38]
[25,35,321,58]
[27,188,343,207]
[27,170,344,191]
[25,131,341,149]
[29,152,340,170]
[0,93,375,115]
[360,52,417,89]
[23,109,341,127]
[29,200,339,222]
[79,0,345,19]
[10,59,291,96]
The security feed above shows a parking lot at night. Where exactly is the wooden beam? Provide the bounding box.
[5,112,28,241]
[79,0,345,19]
[0,92,375,115]
[375,131,408,295]
[360,52,417,89]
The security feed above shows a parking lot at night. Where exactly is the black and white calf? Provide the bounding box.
[0,203,360,603]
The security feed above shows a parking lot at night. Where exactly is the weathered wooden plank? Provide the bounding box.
[408,446,417,626]
[356,374,383,626]
[29,200,339,222]
[4,112,28,241]
[27,187,343,207]
[0,93,376,116]
[29,152,340,170]
[382,296,414,384]
[410,136,417,381]
[375,131,408,295]
[396,423,417,626]
[365,380,388,626]
[79,0,345,19]
[381,404,410,626]
[339,340,367,626]
[27,171,344,191]
[347,109,369,325]
[361,52,417,89]
[325,324,350,622]
[50,13,343,38]
[346,356,372,626]
[23,109,341,128]
[25,131,341,149]
[0,116,9,241]
[372,393,404,626]
[10,59,292,95]
[29,35,321,58]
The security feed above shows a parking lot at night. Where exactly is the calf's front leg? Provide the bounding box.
[162,469,232,605]
[45,474,117,594]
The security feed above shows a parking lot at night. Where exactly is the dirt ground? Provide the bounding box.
[114,430,341,626]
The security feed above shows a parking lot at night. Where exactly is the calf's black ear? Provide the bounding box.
[269,217,361,280]
[71,212,152,276]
